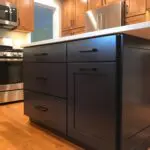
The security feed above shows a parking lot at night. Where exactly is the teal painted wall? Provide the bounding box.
[31,3,54,42]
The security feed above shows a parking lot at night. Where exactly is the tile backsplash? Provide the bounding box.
[0,29,30,49]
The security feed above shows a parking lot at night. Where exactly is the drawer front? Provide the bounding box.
[23,63,66,98]
[24,91,66,134]
[67,35,117,62]
[24,43,66,62]
[126,14,146,25]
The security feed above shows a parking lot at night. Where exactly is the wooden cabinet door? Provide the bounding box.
[17,0,34,32]
[88,0,103,10]
[7,0,16,4]
[62,30,72,37]
[105,0,119,5]
[125,14,146,25]
[68,63,117,150]
[147,0,150,9]
[62,27,85,37]
[126,0,146,17]
[75,0,87,28]
[62,0,75,31]
[72,27,85,35]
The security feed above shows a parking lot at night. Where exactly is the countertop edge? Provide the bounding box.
[23,22,150,48]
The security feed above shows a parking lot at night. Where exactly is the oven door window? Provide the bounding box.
[0,5,10,21]
[0,61,22,85]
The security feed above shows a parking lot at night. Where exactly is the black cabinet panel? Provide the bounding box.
[122,127,150,150]
[23,63,66,98]
[24,43,66,63]
[24,90,66,134]
[67,35,117,62]
[68,62,117,150]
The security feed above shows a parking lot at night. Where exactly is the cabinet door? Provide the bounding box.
[7,0,16,4]
[147,0,150,9]
[62,27,85,37]
[125,14,146,25]
[17,0,34,32]
[88,0,102,10]
[68,63,117,150]
[75,0,87,28]
[72,27,85,35]
[126,0,146,17]
[105,0,118,5]
[62,30,73,37]
[62,0,75,31]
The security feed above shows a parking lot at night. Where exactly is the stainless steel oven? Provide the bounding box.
[0,47,23,104]
[0,1,18,29]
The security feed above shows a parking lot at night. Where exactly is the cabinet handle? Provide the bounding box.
[34,53,48,56]
[79,48,98,53]
[35,106,48,112]
[79,68,98,72]
[126,4,129,14]
[18,18,20,26]
[36,77,48,81]
[70,20,73,27]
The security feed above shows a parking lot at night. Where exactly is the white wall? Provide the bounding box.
[34,0,62,38]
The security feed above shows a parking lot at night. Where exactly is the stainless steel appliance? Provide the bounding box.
[0,1,18,29]
[85,1,125,32]
[0,46,23,104]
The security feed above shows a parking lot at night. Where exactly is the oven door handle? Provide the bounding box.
[0,59,23,62]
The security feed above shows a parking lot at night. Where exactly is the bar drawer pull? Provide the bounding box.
[35,106,48,112]
[79,48,98,53]
[79,68,98,72]
[34,53,48,56]
[36,77,48,81]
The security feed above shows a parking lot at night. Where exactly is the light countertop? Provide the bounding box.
[23,21,150,48]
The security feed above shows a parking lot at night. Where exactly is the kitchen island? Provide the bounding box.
[23,22,150,150]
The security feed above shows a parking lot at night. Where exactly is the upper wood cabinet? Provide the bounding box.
[88,0,103,10]
[62,0,87,31]
[62,0,75,30]
[147,0,150,9]
[62,27,85,37]
[126,0,146,17]
[17,0,34,32]
[105,0,119,5]
[7,0,16,4]
[75,0,88,28]
[7,0,34,32]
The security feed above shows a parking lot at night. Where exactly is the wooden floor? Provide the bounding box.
[0,102,84,150]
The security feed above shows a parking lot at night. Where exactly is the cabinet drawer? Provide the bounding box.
[24,91,66,134]
[24,43,66,62]
[67,35,117,62]
[23,63,66,98]
[126,14,147,25]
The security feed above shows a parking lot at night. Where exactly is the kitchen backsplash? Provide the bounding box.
[0,29,30,48]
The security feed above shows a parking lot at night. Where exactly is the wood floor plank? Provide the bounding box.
[0,103,84,150]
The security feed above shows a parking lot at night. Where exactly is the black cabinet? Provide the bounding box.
[24,90,66,134]
[23,63,66,98]
[68,63,117,150]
